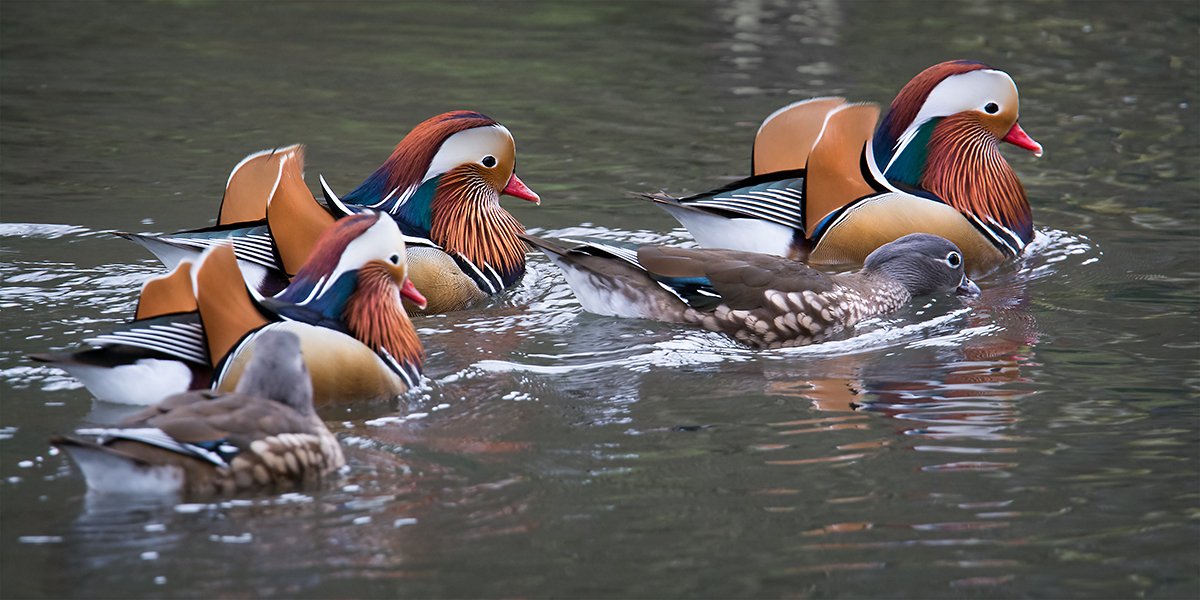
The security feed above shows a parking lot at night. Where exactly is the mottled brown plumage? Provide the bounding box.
[52,331,345,497]
[647,60,1042,278]
[522,233,978,349]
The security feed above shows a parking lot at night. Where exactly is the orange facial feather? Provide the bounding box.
[430,165,527,275]
[344,261,424,369]
[924,113,1031,237]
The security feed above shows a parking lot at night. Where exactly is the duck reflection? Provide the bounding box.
[55,424,539,597]
[765,281,1040,441]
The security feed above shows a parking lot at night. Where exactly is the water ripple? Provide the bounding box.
[0,223,93,239]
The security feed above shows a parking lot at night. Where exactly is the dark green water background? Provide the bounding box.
[2,1,1197,598]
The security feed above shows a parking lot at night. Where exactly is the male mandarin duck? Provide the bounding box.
[32,212,426,405]
[121,111,540,315]
[51,330,346,496]
[646,60,1043,277]
[520,232,979,349]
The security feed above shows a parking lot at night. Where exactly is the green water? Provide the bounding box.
[2,1,1197,598]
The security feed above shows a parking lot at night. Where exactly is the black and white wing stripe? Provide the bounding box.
[121,227,281,273]
[84,314,209,365]
[663,171,808,231]
[159,229,279,272]
[683,185,807,230]
[379,348,422,390]
[447,251,504,296]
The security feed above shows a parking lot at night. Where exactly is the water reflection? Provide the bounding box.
[3,0,1198,596]
[53,451,540,597]
[712,0,851,98]
[4,209,1156,600]
[572,224,1125,587]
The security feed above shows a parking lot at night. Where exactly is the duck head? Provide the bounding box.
[863,233,980,298]
[872,61,1041,250]
[339,110,539,282]
[275,212,425,369]
[231,330,315,416]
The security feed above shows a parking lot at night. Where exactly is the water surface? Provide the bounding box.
[2,1,1197,598]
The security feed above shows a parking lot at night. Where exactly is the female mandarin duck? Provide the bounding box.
[646,60,1043,278]
[121,111,540,315]
[520,232,979,349]
[32,212,426,405]
[52,330,346,496]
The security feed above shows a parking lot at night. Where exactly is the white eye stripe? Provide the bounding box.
[320,215,407,296]
[422,125,514,184]
[909,69,1019,127]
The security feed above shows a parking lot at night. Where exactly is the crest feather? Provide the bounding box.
[288,213,380,285]
[876,60,991,151]
[358,112,498,202]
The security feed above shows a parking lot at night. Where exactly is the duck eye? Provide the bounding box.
[947,252,962,267]
[481,155,497,168]
[388,254,401,265]
[984,102,999,114]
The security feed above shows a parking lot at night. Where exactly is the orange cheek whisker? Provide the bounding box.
[924,114,1032,239]
[345,262,424,368]
[430,169,528,276]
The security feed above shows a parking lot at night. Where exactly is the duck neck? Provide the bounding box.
[343,263,424,369]
[838,273,912,321]
[877,118,938,187]
[430,172,528,288]
[276,271,357,324]
[923,114,1034,247]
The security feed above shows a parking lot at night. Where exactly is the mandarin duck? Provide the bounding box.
[646,60,1043,278]
[520,232,979,349]
[121,111,540,315]
[31,212,426,405]
[51,330,346,496]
